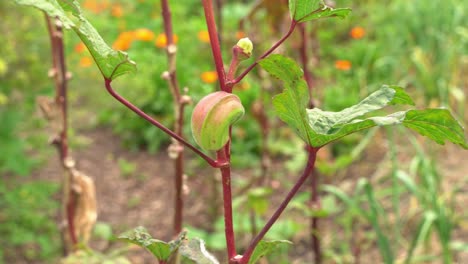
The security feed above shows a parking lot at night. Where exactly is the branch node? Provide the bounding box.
[167,44,177,54]
[161,71,171,80]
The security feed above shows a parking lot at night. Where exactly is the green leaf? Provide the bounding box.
[259,54,311,144]
[404,211,437,264]
[247,187,273,215]
[179,238,219,264]
[248,240,292,264]
[118,227,184,261]
[288,0,351,22]
[288,0,320,21]
[299,6,352,23]
[14,0,136,80]
[260,54,467,148]
[388,85,415,106]
[362,181,394,264]
[402,109,468,149]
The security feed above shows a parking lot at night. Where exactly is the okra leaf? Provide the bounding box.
[248,239,292,264]
[179,238,219,264]
[260,54,467,148]
[402,109,467,148]
[288,0,351,22]
[119,227,184,261]
[14,0,136,80]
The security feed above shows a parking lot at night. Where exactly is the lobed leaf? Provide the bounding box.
[288,0,351,22]
[259,54,467,148]
[118,226,184,261]
[179,238,219,264]
[248,240,292,264]
[14,0,136,80]
[402,109,467,149]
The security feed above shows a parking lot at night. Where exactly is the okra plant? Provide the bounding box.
[14,0,467,263]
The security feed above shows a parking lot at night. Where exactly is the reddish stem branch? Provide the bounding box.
[104,79,227,168]
[202,0,227,91]
[161,0,185,236]
[216,148,237,261]
[298,24,314,107]
[230,20,298,86]
[310,168,321,263]
[44,15,77,248]
[240,146,319,264]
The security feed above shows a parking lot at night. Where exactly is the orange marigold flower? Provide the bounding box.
[134,28,155,41]
[75,42,86,53]
[111,4,123,18]
[197,30,210,43]
[112,31,134,51]
[236,31,246,39]
[200,71,218,84]
[83,0,99,13]
[155,33,178,48]
[350,26,365,39]
[79,57,93,68]
[335,60,352,71]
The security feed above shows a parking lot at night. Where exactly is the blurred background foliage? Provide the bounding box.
[1,0,467,263]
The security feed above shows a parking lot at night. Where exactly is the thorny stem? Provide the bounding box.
[229,20,298,86]
[216,148,237,261]
[104,79,228,169]
[202,0,227,91]
[240,146,319,264]
[44,14,77,249]
[161,0,185,236]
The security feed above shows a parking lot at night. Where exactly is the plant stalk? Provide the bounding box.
[310,169,321,264]
[216,148,237,261]
[104,79,227,169]
[202,0,227,91]
[240,146,319,264]
[44,14,77,251]
[230,20,297,86]
[298,23,314,108]
[161,0,185,236]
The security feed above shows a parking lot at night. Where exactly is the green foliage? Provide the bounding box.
[402,109,467,148]
[248,240,292,264]
[288,0,351,22]
[260,54,467,148]
[0,109,35,176]
[119,226,184,262]
[179,238,219,264]
[14,0,136,80]
[0,181,60,262]
[117,158,137,178]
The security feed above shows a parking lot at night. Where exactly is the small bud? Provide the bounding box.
[236,37,253,57]
[191,91,245,151]
[232,38,253,61]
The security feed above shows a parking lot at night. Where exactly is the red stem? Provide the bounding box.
[230,20,298,86]
[45,15,77,247]
[216,148,237,261]
[161,0,184,236]
[310,169,321,263]
[104,79,227,168]
[240,146,319,264]
[202,0,227,91]
[298,24,314,107]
